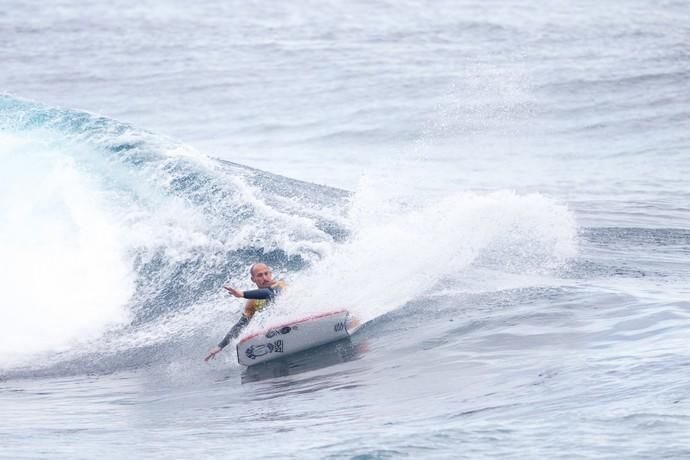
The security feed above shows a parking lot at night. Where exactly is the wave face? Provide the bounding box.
[0,96,349,371]
[0,96,576,375]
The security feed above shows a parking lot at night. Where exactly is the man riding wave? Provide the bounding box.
[204,262,286,361]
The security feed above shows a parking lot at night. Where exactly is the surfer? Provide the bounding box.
[204,263,286,361]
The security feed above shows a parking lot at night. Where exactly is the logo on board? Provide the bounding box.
[245,340,285,360]
[265,325,295,338]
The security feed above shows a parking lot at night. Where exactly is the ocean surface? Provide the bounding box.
[2,1,690,458]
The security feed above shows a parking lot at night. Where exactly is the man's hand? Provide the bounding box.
[223,285,244,298]
[204,346,222,362]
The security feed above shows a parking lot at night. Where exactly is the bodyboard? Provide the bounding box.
[236,310,360,366]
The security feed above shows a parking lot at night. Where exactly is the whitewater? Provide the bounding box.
[2,1,690,459]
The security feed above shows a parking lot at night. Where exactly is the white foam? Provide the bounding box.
[272,181,577,325]
[0,133,134,366]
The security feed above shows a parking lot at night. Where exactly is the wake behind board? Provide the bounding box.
[236,310,360,366]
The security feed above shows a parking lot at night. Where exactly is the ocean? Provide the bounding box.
[1,1,689,458]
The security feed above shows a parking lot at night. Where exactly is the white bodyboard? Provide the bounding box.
[236,310,360,366]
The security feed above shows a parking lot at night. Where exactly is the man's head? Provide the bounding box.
[250,263,273,288]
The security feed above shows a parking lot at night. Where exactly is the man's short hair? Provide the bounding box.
[249,263,269,276]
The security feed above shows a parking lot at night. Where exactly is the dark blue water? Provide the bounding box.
[2,1,690,458]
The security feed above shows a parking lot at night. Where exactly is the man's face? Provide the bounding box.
[251,264,273,288]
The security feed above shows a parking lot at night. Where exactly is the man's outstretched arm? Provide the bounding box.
[218,314,250,348]
[224,285,277,300]
[204,314,250,361]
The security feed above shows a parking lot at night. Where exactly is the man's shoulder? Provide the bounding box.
[271,280,287,289]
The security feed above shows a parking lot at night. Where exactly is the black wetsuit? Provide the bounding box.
[217,285,283,349]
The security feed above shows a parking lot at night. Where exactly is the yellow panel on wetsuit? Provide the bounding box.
[243,280,286,318]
